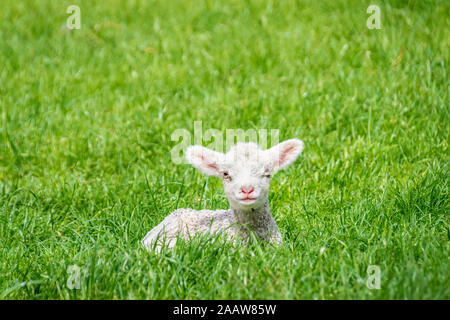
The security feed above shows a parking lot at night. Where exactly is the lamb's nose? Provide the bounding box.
[241,187,254,195]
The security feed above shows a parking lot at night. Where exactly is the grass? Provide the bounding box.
[0,0,448,299]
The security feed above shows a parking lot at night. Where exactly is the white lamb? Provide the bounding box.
[142,138,304,252]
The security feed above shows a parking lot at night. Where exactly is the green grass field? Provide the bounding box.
[0,0,448,299]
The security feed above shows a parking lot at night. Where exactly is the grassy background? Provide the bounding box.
[0,0,448,299]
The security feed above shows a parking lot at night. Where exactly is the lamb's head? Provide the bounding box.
[186,139,304,210]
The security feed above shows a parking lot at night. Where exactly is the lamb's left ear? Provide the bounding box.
[265,139,304,173]
[186,145,224,177]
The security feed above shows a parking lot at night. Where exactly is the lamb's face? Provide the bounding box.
[220,144,272,209]
[186,139,304,211]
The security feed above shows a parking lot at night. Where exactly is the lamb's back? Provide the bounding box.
[142,208,236,250]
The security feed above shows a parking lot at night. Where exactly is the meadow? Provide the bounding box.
[0,0,448,299]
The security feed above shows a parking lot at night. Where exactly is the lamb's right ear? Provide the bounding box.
[265,139,304,173]
[186,146,224,176]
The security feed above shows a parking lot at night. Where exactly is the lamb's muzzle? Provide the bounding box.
[142,138,304,252]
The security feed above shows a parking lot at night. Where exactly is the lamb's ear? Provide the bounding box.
[265,139,304,173]
[186,146,224,176]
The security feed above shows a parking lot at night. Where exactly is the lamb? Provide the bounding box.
[142,138,304,252]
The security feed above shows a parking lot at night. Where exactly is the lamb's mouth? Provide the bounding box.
[238,197,258,203]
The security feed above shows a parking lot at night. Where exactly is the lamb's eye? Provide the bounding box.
[223,172,231,180]
[262,171,271,178]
